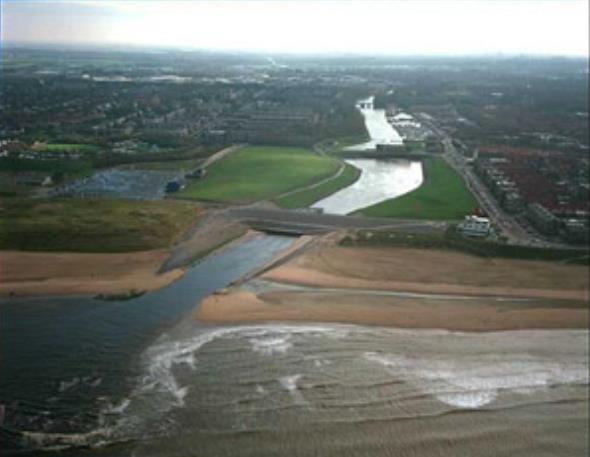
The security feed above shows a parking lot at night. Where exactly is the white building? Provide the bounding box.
[457,215,491,237]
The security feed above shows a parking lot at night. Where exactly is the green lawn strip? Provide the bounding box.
[178,146,341,203]
[37,143,102,153]
[0,198,200,252]
[0,157,94,178]
[341,230,589,264]
[357,157,478,220]
[275,162,361,209]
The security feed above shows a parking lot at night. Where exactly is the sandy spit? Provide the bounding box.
[0,250,183,297]
[262,265,589,301]
[195,288,589,331]
[195,243,589,331]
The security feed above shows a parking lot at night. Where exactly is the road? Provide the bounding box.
[274,162,346,200]
[441,137,573,248]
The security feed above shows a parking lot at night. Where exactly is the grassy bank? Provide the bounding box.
[275,163,361,209]
[178,146,342,203]
[33,143,102,153]
[341,230,589,264]
[0,157,93,176]
[0,198,200,252]
[357,157,478,220]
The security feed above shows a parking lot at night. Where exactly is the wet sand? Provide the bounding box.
[0,250,183,297]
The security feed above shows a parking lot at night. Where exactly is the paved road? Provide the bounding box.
[440,138,571,248]
[420,117,571,249]
[201,144,244,168]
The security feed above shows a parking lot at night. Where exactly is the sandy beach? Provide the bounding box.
[263,245,590,299]
[0,214,254,297]
[0,250,183,297]
[197,288,588,331]
[195,242,590,331]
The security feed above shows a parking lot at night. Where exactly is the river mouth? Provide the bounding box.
[0,234,296,455]
[312,158,423,214]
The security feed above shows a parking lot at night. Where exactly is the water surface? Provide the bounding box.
[0,235,295,454]
[345,96,404,151]
[11,323,586,456]
[312,159,423,214]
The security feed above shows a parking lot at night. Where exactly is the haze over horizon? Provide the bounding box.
[2,0,589,57]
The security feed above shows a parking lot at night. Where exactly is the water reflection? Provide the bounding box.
[312,159,423,214]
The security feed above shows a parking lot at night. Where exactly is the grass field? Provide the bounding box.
[0,198,200,252]
[0,157,93,176]
[35,143,102,153]
[275,163,361,209]
[358,157,478,220]
[178,146,342,203]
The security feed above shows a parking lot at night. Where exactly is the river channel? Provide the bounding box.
[312,158,423,214]
[0,234,295,454]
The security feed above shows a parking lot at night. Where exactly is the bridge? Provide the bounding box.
[160,204,449,272]
[227,207,448,236]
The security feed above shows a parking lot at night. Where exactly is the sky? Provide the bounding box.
[2,0,589,56]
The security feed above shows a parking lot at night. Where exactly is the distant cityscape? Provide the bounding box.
[0,48,588,246]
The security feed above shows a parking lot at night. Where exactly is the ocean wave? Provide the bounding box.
[279,374,305,404]
[363,351,589,408]
[250,336,293,355]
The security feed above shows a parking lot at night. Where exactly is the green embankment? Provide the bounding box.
[36,143,101,153]
[0,198,200,252]
[358,157,478,220]
[178,146,342,203]
[275,163,361,209]
[0,157,93,176]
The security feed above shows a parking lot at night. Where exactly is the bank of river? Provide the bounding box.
[312,158,423,214]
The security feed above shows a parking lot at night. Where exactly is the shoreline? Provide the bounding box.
[195,285,589,332]
[0,249,184,298]
[194,239,589,332]
[0,226,261,299]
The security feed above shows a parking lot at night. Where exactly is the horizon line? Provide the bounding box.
[3,41,589,60]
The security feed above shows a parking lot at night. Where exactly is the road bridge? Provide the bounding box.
[227,207,448,235]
